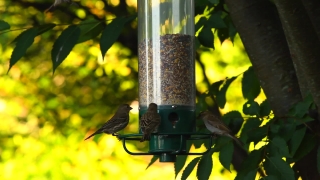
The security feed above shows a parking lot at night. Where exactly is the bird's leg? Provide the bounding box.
[211,133,218,139]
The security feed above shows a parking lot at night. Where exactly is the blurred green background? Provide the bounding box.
[0,0,263,179]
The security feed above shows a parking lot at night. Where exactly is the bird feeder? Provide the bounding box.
[117,0,212,162]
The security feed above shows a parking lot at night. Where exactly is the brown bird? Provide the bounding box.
[197,111,243,146]
[140,103,161,142]
[85,104,132,140]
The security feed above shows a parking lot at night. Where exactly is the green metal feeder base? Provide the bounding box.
[138,105,196,161]
[115,132,214,162]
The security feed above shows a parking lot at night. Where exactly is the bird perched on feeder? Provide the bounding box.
[197,110,243,146]
[84,104,133,140]
[46,0,76,12]
[140,103,161,142]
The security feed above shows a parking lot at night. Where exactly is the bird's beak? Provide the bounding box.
[129,106,133,110]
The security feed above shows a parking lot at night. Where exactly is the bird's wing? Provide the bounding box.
[99,113,129,132]
[208,114,232,133]
[140,113,151,132]
[140,112,160,132]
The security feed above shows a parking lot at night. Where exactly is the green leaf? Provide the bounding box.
[270,124,280,134]
[9,28,38,71]
[181,157,200,180]
[241,118,261,142]
[277,123,296,141]
[289,127,306,156]
[243,149,264,170]
[293,102,311,118]
[193,140,205,149]
[213,136,232,151]
[195,37,201,50]
[243,100,260,116]
[244,170,257,180]
[206,11,227,29]
[51,25,81,73]
[174,144,192,177]
[261,175,279,180]
[175,155,188,177]
[217,15,237,44]
[197,153,213,180]
[219,142,234,171]
[291,94,313,118]
[271,137,291,158]
[242,118,262,132]
[195,17,207,32]
[77,19,104,43]
[197,27,214,48]
[217,28,229,44]
[235,148,263,180]
[296,116,314,125]
[100,16,136,59]
[0,20,10,31]
[209,80,224,95]
[264,156,294,180]
[247,125,268,145]
[317,146,320,174]
[146,155,159,169]
[242,66,261,100]
[222,111,244,134]
[287,133,316,162]
[260,100,271,117]
[36,23,56,35]
[226,16,237,43]
[216,77,237,108]
[196,93,209,114]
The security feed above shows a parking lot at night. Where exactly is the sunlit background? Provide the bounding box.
[0,0,264,179]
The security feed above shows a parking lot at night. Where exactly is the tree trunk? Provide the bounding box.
[301,0,320,40]
[225,0,320,179]
[273,0,320,178]
[274,0,320,111]
[225,0,302,117]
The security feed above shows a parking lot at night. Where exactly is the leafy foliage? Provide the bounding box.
[197,151,213,180]
[179,66,317,179]
[77,19,104,43]
[235,149,263,180]
[242,66,261,100]
[222,111,244,134]
[5,16,136,73]
[181,157,201,180]
[216,77,237,108]
[51,25,81,73]
[198,27,214,48]
[219,141,234,171]
[9,28,38,71]
[146,155,159,170]
[0,20,10,31]
[100,16,136,59]
[264,156,295,180]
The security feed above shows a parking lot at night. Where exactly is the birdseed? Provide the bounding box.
[138,34,195,106]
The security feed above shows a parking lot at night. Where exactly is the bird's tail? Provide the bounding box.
[227,134,244,146]
[84,133,97,140]
[84,129,103,140]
